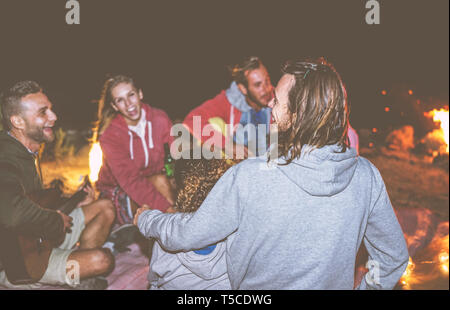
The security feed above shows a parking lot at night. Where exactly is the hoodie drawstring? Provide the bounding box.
[229,105,234,138]
[147,121,154,149]
[128,131,134,160]
[128,121,154,168]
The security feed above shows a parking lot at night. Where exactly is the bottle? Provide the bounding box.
[164,143,174,178]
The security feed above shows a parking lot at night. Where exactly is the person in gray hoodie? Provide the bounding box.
[135,57,409,290]
[145,159,236,290]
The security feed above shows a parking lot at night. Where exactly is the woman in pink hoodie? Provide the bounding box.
[95,75,174,225]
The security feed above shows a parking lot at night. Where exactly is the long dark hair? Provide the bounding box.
[94,75,137,142]
[274,57,349,164]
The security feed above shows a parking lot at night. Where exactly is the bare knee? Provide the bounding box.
[90,248,115,275]
[98,199,115,224]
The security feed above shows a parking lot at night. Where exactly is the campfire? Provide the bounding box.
[399,221,449,290]
[423,108,449,155]
[88,142,103,183]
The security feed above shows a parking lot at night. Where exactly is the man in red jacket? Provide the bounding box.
[183,56,274,158]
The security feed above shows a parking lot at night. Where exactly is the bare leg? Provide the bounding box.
[78,199,115,249]
[147,174,176,205]
[67,248,114,280]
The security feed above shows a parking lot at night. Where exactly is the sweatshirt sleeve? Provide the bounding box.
[356,164,409,290]
[182,92,231,149]
[0,162,65,242]
[100,133,171,212]
[138,167,241,252]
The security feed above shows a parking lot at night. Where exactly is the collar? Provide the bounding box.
[7,131,39,157]
[127,108,147,135]
[225,81,252,113]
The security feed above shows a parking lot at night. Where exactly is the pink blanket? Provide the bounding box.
[105,244,149,290]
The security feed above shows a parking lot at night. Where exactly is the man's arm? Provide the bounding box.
[183,92,232,148]
[0,162,65,241]
[137,167,241,252]
[357,165,409,290]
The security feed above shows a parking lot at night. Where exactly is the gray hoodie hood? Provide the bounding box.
[276,144,358,197]
[176,241,228,280]
[225,82,252,113]
[148,240,230,290]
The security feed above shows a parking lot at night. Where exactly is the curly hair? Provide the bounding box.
[173,158,241,213]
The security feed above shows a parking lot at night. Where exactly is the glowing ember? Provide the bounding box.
[437,234,449,276]
[424,108,449,154]
[89,142,103,183]
[400,257,415,289]
[439,252,449,274]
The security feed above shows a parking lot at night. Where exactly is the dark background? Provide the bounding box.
[0,0,448,134]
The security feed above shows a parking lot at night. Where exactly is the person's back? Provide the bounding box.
[218,145,406,289]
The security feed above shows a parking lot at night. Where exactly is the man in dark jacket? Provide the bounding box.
[0,81,115,289]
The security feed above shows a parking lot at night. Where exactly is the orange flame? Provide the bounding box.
[88,142,103,183]
[439,251,449,274]
[400,257,416,289]
[437,234,449,275]
[399,222,449,289]
[424,108,449,154]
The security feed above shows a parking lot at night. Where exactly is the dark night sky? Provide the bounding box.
[0,0,448,131]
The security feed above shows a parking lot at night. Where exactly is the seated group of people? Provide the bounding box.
[0,56,408,290]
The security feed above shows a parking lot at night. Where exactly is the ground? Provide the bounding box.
[361,147,449,221]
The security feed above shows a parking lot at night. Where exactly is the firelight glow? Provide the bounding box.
[400,257,415,289]
[424,108,449,154]
[89,142,103,183]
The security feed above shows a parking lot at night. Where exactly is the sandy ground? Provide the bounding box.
[361,148,449,221]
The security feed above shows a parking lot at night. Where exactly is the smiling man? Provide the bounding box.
[183,56,274,158]
[0,81,116,290]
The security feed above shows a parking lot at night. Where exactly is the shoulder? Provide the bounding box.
[0,133,30,168]
[357,156,381,175]
[356,156,385,188]
[229,156,274,181]
[99,118,129,145]
[201,90,230,108]
[144,104,172,124]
